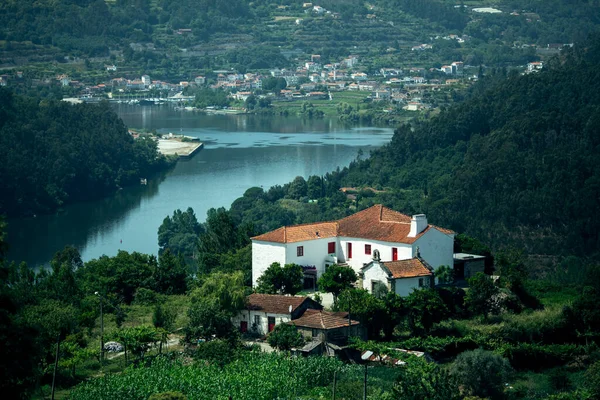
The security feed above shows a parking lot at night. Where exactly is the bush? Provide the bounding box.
[267,324,305,351]
[498,343,583,371]
[134,288,159,305]
[195,340,238,367]
[450,349,512,399]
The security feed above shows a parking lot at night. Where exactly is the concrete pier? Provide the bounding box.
[157,138,203,159]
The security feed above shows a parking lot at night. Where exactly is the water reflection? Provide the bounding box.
[6,107,394,267]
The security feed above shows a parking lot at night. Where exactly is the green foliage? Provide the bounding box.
[450,349,513,399]
[435,265,454,284]
[393,356,460,400]
[68,352,345,400]
[152,303,176,332]
[194,339,239,367]
[158,208,202,259]
[317,265,358,300]
[466,273,499,320]
[266,324,305,351]
[563,286,600,343]
[584,360,600,399]
[193,88,231,109]
[405,288,449,335]
[0,91,171,216]
[336,288,387,339]
[148,392,187,400]
[256,262,303,295]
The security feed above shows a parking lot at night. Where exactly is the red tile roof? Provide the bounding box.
[251,204,454,244]
[382,258,432,279]
[247,294,311,314]
[289,309,359,330]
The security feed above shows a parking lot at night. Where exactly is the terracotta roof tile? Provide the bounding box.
[383,258,432,279]
[247,294,311,314]
[251,204,454,244]
[252,221,338,243]
[289,309,360,330]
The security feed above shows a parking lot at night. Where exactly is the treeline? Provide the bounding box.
[0,88,173,216]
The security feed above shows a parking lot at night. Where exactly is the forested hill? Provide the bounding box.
[342,39,600,256]
[0,89,172,217]
[222,38,600,259]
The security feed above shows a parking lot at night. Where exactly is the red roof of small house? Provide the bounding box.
[251,205,453,244]
[288,309,359,330]
[246,294,315,314]
[382,258,433,279]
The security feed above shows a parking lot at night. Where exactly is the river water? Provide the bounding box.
[6,105,394,267]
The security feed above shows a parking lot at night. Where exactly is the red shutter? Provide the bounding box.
[348,242,353,259]
[328,242,335,254]
[240,321,248,333]
[392,247,398,261]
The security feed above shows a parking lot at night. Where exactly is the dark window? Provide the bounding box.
[268,317,276,332]
[328,242,335,254]
[365,244,371,255]
[240,321,248,333]
[347,242,353,259]
[418,278,424,287]
[297,246,304,257]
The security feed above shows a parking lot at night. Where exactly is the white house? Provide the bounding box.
[361,251,434,297]
[231,293,322,335]
[251,204,455,287]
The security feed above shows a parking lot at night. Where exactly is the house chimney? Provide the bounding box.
[408,214,427,237]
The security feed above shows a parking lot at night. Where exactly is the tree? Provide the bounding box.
[287,176,308,199]
[405,288,449,335]
[256,262,303,295]
[434,265,454,284]
[450,349,512,399]
[157,208,202,258]
[336,288,387,339]
[267,324,305,351]
[465,272,499,320]
[317,265,358,302]
[584,360,600,399]
[307,175,323,199]
[154,249,188,294]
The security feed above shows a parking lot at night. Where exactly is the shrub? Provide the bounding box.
[267,324,305,351]
[134,288,159,305]
[450,349,513,399]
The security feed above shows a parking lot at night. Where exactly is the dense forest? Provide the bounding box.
[0,88,173,216]
[218,37,600,259]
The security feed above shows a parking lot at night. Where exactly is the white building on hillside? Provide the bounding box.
[251,204,455,287]
[361,250,434,297]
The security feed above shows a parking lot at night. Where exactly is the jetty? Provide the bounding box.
[157,134,203,159]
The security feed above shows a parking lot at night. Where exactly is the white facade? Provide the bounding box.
[252,241,286,286]
[338,237,412,274]
[231,310,291,336]
[362,260,430,297]
[414,228,454,270]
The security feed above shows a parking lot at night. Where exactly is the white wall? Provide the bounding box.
[413,229,455,271]
[252,241,286,287]
[231,311,291,336]
[394,277,426,297]
[338,237,412,275]
[284,237,337,277]
[362,261,390,292]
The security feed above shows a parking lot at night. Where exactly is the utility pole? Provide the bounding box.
[332,370,337,400]
[95,292,104,367]
[363,364,368,400]
[51,334,61,400]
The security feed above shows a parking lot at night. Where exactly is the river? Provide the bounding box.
[6,105,394,267]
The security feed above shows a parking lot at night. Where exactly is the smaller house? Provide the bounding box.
[232,294,322,336]
[361,250,434,297]
[453,253,486,281]
[289,309,365,355]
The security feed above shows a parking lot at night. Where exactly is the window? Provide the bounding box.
[312,328,318,337]
[328,242,335,254]
[240,321,248,333]
[418,278,424,287]
[297,246,304,257]
[254,315,260,327]
[347,242,353,259]
[365,244,371,255]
